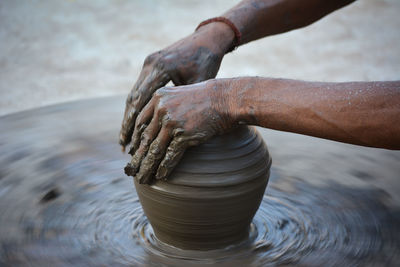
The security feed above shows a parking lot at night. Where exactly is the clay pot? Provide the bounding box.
[134,126,271,250]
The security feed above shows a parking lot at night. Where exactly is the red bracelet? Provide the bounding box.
[195,17,241,52]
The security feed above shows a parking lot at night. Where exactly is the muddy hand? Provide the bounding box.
[124,80,234,184]
[119,22,235,150]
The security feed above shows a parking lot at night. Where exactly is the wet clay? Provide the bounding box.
[134,125,271,250]
[0,97,399,266]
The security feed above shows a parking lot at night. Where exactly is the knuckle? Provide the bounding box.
[173,127,185,137]
[144,51,161,65]
[155,104,167,118]
[163,119,176,130]
[153,87,167,98]
[144,55,155,66]
[153,91,162,99]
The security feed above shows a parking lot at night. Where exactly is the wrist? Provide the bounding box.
[195,22,235,55]
[225,77,262,126]
[207,78,238,131]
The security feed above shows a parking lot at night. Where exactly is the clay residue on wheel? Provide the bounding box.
[0,97,399,266]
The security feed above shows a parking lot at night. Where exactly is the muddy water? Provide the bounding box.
[0,97,399,266]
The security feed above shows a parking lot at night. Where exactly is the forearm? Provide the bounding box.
[222,0,355,45]
[219,77,400,149]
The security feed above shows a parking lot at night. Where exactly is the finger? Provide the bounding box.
[125,114,161,176]
[119,68,170,148]
[136,128,172,184]
[119,68,149,148]
[155,136,188,180]
[128,123,146,156]
[128,99,156,155]
[119,101,138,152]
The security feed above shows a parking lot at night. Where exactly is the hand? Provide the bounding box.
[124,80,234,184]
[119,23,234,150]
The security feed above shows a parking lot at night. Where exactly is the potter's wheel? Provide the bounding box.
[0,96,399,266]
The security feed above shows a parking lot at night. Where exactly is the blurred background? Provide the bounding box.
[1,0,399,116]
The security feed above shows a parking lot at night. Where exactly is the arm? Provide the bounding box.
[223,0,356,45]
[226,77,400,149]
[125,78,400,184]
[119,0,356,149]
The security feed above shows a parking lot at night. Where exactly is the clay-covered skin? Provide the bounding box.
[124,80,234,184]
[126,77,400,184]
[119,22,234,149]
[119,0,355,150]
[120,0,359,182]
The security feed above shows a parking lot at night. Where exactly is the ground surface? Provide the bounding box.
[1,0,399,115]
